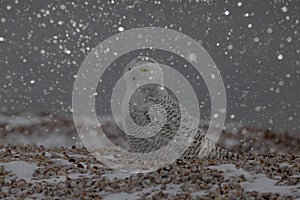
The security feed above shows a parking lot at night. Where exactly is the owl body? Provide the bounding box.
[125,87,239,160]
[123,56,239,160]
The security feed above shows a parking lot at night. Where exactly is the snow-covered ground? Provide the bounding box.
[0,113,299,199]
[209,164,300,197]
[0,113,298,154]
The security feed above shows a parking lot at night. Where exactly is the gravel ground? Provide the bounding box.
[0,146,299,199]
[0,113,299,199]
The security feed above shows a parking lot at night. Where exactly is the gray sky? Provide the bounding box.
[0,0,299,132]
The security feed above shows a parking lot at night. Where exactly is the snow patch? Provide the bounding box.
[209,164,300,196]
[2,161,38,180]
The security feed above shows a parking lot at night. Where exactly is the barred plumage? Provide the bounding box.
[125,87,239,160]
[123,56,239,160]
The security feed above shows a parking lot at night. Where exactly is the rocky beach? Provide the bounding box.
[0,113,299,199]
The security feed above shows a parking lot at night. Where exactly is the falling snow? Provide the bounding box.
[281,6,288,13]
[118,26,124,32]
[0,0,298,134]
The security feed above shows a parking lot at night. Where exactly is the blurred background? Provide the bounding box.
[0,0,299,133]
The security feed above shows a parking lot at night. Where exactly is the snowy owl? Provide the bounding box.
[123,56,239,160]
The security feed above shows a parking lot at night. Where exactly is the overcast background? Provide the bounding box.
[0,0,299,133]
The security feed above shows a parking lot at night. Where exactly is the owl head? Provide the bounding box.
[124,56,164,89]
